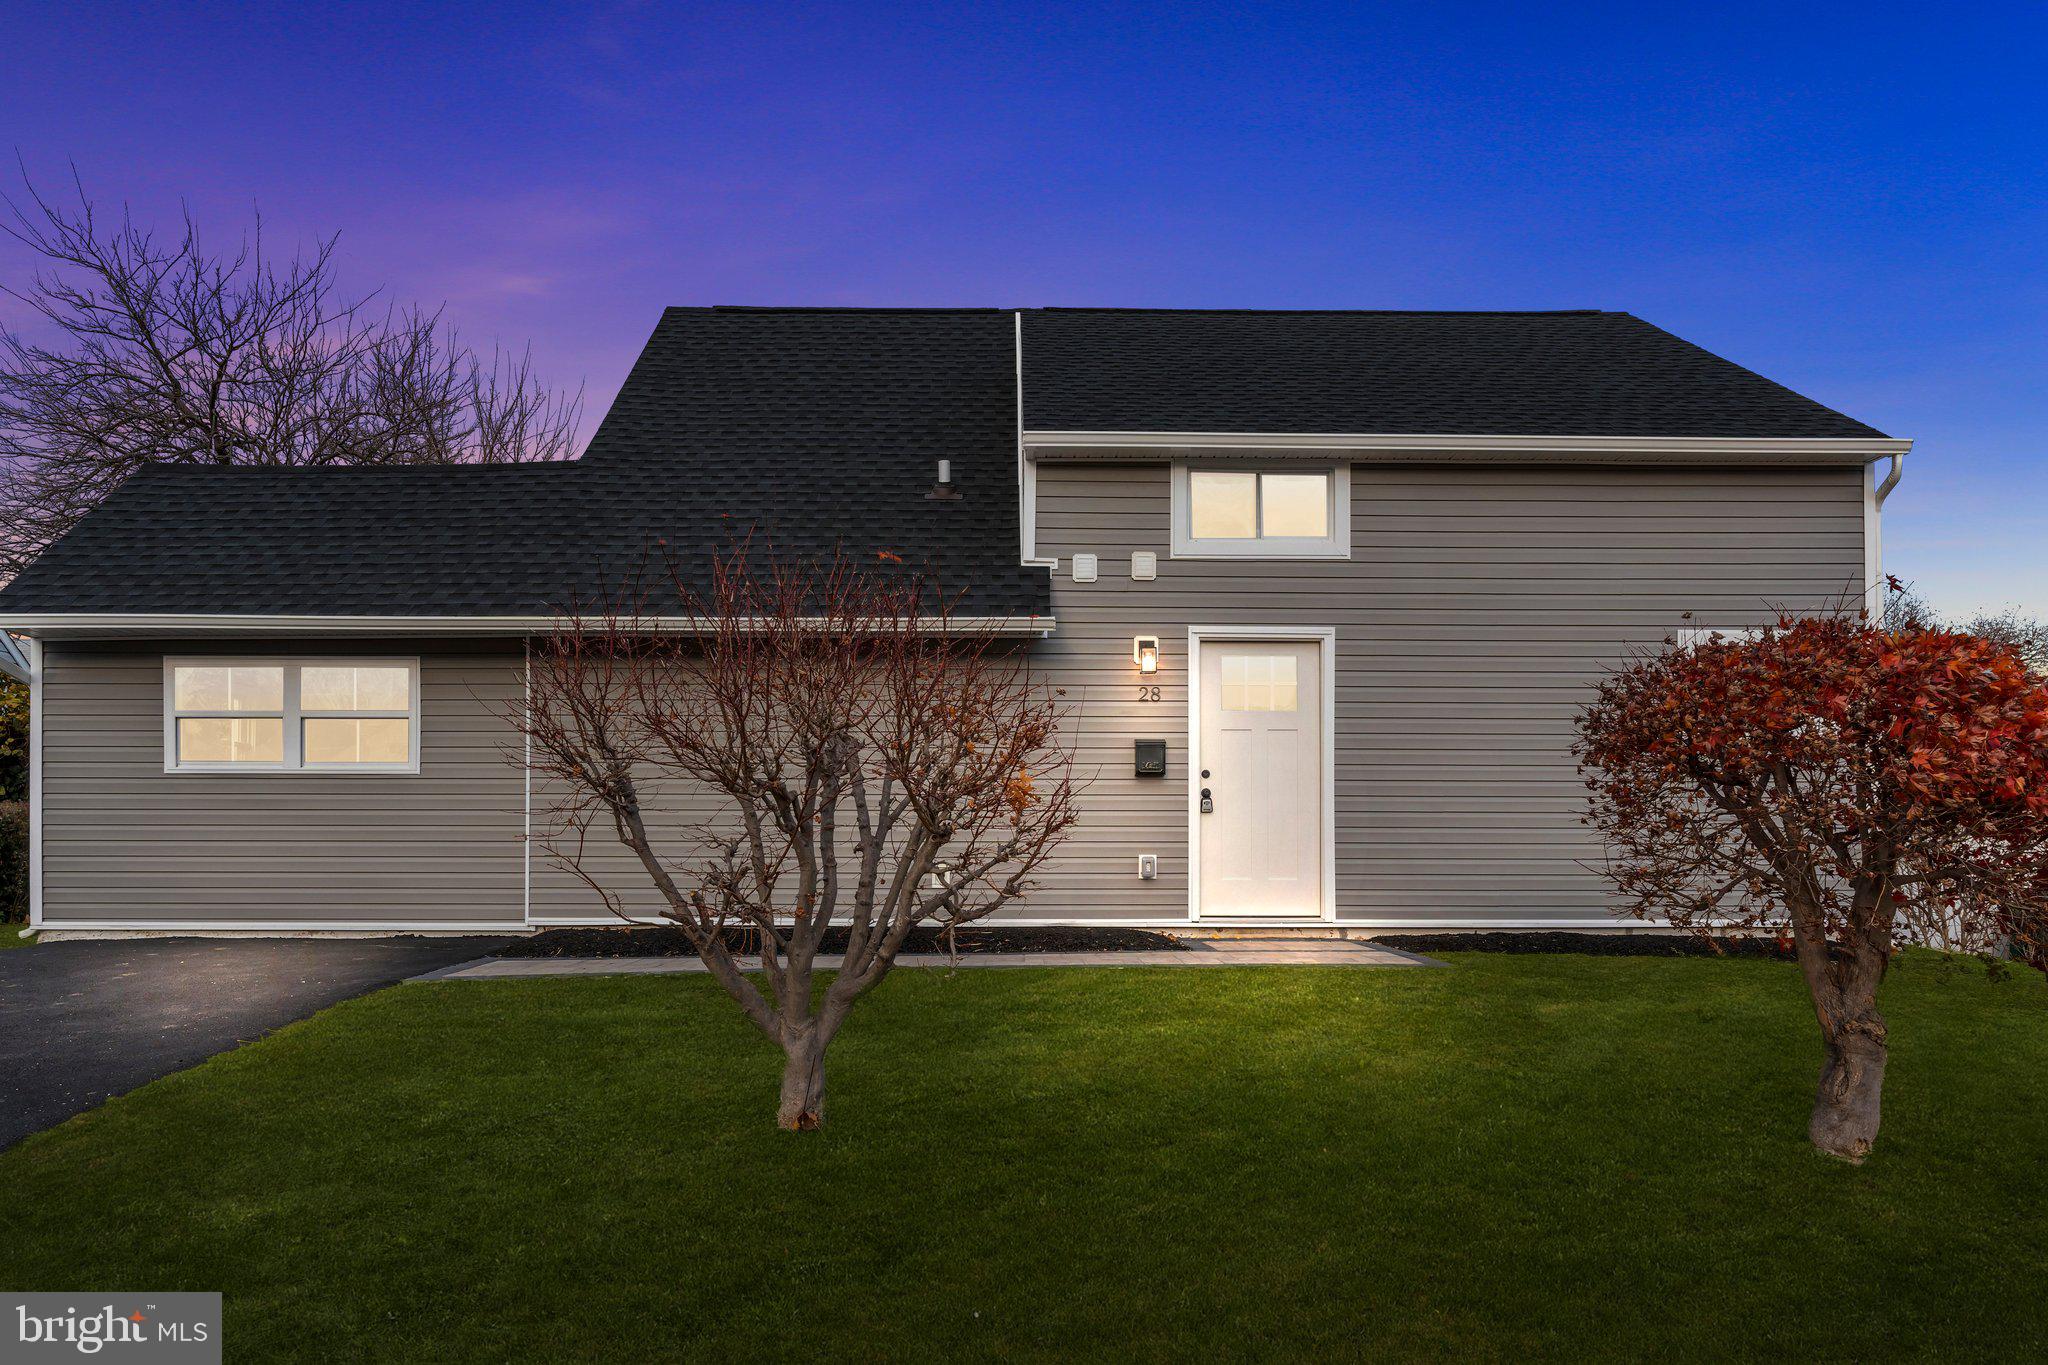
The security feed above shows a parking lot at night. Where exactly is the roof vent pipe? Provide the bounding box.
[926,458,960,501]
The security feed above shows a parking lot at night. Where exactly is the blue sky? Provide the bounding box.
[4,1,2042,616]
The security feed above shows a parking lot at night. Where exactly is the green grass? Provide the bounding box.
[3,954,2045,1361]
[0,927,35,948]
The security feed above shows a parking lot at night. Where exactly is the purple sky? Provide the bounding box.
[6,1,2043,617]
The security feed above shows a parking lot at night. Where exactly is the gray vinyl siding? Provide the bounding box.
[1027,461,1867,925]
[38,640,525,925]
[527,773,730,922]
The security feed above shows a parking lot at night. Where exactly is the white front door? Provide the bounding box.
[1196,639,1323,917]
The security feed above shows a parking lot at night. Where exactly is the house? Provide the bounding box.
[0,307,1910,935]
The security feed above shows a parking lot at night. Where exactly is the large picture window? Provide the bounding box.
[164,658,420,772]
[1170,463,1351,559]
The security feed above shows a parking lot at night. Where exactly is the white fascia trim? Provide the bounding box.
[0,613,1057,639]
[1026,430,1913,465]
[1186,625,1338,924]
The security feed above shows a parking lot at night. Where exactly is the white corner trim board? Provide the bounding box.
[26,636,42,928]
[522,639,534,926]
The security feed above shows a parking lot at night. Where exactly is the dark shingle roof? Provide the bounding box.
[1020,309,1886,438]
[0,463,591,616]
[0,308,1047,617]
[0,306,1890,619]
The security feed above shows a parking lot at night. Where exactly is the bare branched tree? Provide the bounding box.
[1880,576,2048,672]
[515,547,1079,1130]
[1960,608,2048,673]
[0,170,580,574]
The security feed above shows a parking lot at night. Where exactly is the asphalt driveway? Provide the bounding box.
[0,935,508,1149]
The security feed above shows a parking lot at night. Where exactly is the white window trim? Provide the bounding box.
[162,657,422,774]
[1186,625,1338,924]
[1169,461,1351,560]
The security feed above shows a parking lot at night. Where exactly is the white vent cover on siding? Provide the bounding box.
[1072,553,1098,583]
[1131,551,1157,581]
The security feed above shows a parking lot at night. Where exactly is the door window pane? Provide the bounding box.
[173,666,283,712]
[1220,654,1298,712]
[1189,471,1257,539]
[1260,473,1330,538]
[177,716,284,764]
[304,717,412,765]
[302,665,411,712]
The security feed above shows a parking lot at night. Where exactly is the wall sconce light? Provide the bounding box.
[1133,636,1160,673]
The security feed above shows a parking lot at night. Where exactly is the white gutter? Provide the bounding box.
[1026,430,1912,465]
[0,613,1057,640]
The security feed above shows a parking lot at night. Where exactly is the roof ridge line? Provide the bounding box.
[665,305,1621,317]
[1028,307,1617,316]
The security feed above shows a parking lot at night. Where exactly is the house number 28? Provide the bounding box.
[1136,685,1162,702]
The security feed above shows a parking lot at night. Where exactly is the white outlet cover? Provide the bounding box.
[1138,854,1158,880]
[1072,553,1098,583]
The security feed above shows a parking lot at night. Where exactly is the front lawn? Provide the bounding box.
[3,955,2044,1360]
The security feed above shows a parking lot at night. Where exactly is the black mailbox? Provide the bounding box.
[1133,740,1167,777]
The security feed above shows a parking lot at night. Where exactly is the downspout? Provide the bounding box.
[1866,452,1906,621]
[1015,310,1027,563]
[1017,310,1057,570]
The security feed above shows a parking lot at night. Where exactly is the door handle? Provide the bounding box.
[1200,787,1213,814]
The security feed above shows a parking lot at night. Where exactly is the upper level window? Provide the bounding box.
[1170,464,1350,559]
[165,659,419,773]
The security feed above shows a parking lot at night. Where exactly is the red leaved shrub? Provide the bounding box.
[1577,614,2048,1159]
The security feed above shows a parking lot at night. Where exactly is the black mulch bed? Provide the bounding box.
[498,925,1187,958]
[1370,931,1796,959]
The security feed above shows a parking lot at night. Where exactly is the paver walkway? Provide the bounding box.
[412,937,1439,981]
